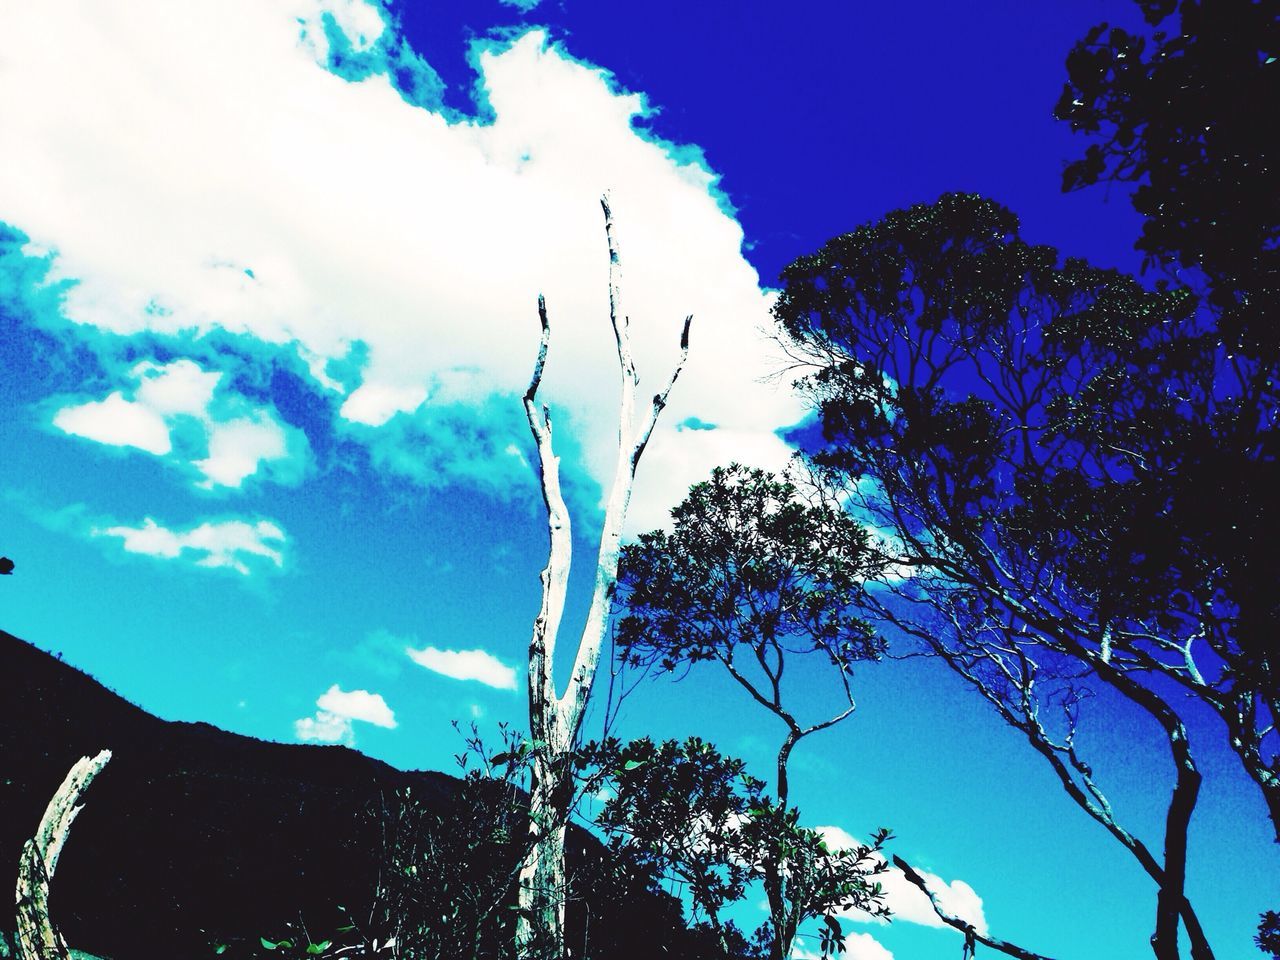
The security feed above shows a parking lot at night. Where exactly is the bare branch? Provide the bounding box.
[523,295,572,719]
[892,855,1057,960]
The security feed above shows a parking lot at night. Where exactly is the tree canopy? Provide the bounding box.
[614,464,888,959]
[772,189,1270,960]
[1056,0,1279,352]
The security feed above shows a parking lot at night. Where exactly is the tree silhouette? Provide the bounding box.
[615,464,886,960]
[581,736,890,960]
[1057,0,1278,354]
[775,192,1230,960]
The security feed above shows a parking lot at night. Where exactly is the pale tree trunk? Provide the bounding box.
[515,194,692,960]
[14,750,112,960]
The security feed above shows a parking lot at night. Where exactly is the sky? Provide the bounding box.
[0,1,1276,958]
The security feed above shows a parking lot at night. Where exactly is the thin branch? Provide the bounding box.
[892,855,1058,960]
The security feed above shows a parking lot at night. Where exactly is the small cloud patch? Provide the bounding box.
[53,392,172,455]
[295,683,396,745]
[94,516,286,575]
[407,644,518,690]
[52,359,297,490]
[844,932,894,960]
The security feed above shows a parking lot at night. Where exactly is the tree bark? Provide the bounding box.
[515,194,691,960]
[14,750,112,960]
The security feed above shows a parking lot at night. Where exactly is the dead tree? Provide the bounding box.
[14,750,112,960]
[515,193,691,959]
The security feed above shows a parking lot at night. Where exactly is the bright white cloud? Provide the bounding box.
[317,683,397,727]
[296,683,396,744]
[196,413,289,488]
[843,932,894,960]
[0,2,806,529]
[407,644,519,690]
[817,826,988,936]
[51,359,296,489]
[294,710,354,744]
[133,358,220,416]
[95,516,286,575]
[53,392,172,454]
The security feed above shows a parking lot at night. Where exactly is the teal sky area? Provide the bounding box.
[1,3,1276,959]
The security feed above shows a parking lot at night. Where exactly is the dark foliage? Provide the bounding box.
[1258,910,1280,958]
[773,191,1271,959]
[614,467,890,960]
[0,629,721,960]
[1057,0,1279,353]
[775,192,1277,841]
[616,465,884,808]
[580,736,889,960]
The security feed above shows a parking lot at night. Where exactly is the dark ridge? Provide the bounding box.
[0,629,706,959]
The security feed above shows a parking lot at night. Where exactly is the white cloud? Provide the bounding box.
[295,710,354,744]
[407,644,519,690]
[53,391,172,455]
[817,826,988,936]
[317,683,397,727]
[843,932,894,960]
[51,359,296,489]
[133,358,220,416]
[498,0,545,11]
[0,2,806,529]
[94,516,286,574]
[196,413,289,488]
[295,682,396,744]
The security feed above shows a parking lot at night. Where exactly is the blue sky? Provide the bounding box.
[0,2,1276,958]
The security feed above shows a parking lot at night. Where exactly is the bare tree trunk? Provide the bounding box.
[515,194,692,960]
[14,750,112,960]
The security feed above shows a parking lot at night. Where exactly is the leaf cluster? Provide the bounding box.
[616,463,883,684]
[1056,0,1279,350]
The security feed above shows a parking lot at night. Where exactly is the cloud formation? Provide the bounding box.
[0,1,805,529]
[817,826,988,936]
[94,517,287,575]
[407,644,519,690]
[52,359,297,489]
[295,683,397,744]
[844,932,895,960]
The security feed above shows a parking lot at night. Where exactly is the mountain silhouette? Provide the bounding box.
[0,629,707,959]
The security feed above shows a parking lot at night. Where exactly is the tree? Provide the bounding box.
[615,464,887,960]
[1059,6,1280,943]
[582,736,890,960]
[1258,911,1280,959]
[1056,0,1279,354]
[1056,0,1280,841]
[774,192,1224,960]
[516,194,692,960]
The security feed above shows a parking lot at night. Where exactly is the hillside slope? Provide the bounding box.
[0,629,703,959]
